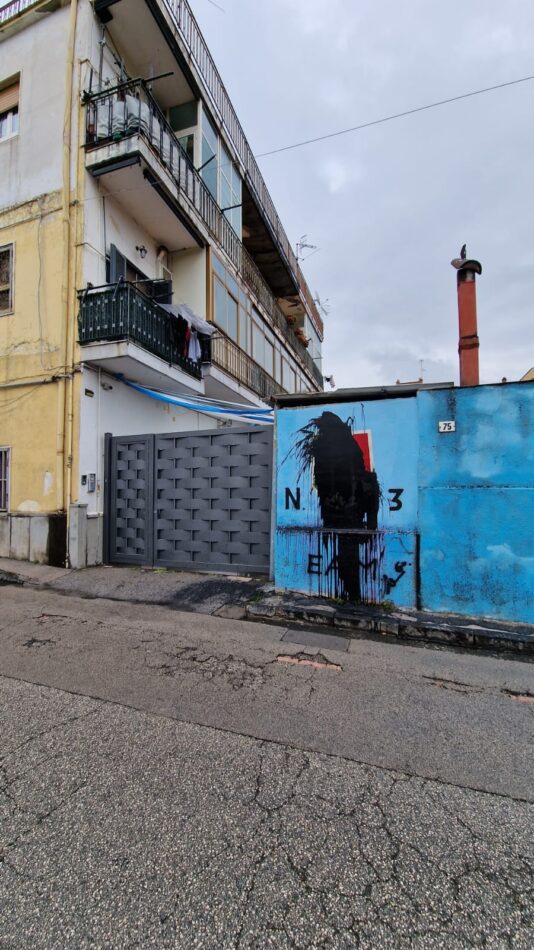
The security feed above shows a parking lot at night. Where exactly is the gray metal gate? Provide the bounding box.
[105,426,273,573]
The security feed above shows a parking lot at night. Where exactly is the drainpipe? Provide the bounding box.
[59,0,79,552]
[451,249,482,387]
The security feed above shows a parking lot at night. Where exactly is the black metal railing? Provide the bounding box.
[77,282,205,380]
[211,334,285,402]
[84,79,322,390]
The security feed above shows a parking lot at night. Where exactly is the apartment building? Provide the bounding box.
[0,0,324,569]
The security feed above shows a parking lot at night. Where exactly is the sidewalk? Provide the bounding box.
[1,558,533,656]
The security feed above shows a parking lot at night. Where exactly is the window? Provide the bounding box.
[200,109,242,237]
[0,244,13,315]
[169,101,198,165]
[107,244,171,303]
[252,321,264,368]
[213,274,238,342]
[212,255,303,388]
[0,77,19,141]
[0,448,9,511]
[201,111,218,199]
[178,133,194,163]
[282,358,296,393]
[305,316,322,365]
[220,141,241,237]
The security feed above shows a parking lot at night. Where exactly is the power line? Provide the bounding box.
[256,74,534,158]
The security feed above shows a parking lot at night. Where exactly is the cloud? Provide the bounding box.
[319,158,363,195]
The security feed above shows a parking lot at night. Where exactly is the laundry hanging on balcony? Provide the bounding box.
[116,376,274,425]
[160,302,214,365]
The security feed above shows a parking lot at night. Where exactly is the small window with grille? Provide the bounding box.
[0,244,13,315]
[0,447,10,511]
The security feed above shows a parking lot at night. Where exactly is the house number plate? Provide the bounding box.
[438,420,456,433]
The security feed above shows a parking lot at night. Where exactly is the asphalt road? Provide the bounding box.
[1,585,533,948]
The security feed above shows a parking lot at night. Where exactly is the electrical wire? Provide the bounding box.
[256,74,534,158]
[75,73,534,208]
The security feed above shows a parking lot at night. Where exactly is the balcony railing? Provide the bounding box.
[163,2,296,274]
[211,333,285,403]
[84,80,322,390]
[0,0,40,24]
[77,282,206,380]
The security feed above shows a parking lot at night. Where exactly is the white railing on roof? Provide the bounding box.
[0,0,41,25]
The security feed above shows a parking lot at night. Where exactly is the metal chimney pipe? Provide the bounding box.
[451,251,482,386]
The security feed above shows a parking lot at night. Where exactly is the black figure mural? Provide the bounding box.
[293,412,382,601]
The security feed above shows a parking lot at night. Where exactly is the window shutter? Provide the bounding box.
[109,244,126,282]
[0,80,19,115]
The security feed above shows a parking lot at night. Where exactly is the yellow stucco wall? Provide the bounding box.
[0,190,67,512]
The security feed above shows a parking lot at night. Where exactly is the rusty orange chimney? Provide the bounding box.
[451,247,482,386]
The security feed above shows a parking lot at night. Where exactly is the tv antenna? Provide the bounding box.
[314,291,330,316]
[296,234,317,261]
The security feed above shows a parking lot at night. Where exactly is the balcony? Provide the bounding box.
[209,334,285,404]
[157,1,322,326]
[84,81,323,391]
[0,0,67,35]
[0,0,39,23]
[78,282,208,389]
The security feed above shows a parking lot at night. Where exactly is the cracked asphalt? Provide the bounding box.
[1,586,533,948]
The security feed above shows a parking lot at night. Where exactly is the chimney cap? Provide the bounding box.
[451,257,482,275]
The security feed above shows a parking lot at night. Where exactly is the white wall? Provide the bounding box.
[82,183,163,288]
[0,6,71,208]
[78,365,220,514]
[170,247,207,316]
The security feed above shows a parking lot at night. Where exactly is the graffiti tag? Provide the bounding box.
[382,561,408,595]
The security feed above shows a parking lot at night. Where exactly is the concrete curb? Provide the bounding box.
[2,557,532,657]
[246,600,534,656]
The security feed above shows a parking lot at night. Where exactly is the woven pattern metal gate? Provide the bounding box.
[106,426,273,573]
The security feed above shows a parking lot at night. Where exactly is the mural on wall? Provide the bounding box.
[292,412,381,600]
[275,399,419,607]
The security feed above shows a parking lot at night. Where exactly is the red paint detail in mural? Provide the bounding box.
[353,432,372,472]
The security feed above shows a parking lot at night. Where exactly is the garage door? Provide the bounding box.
[105,426,273,574]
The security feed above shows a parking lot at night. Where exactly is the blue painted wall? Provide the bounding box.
[418,383,534,624]
[275,397,419,607]
[274,382,534,623]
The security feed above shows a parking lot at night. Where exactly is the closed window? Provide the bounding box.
[0,244,13,315]
[213,275,238,343]
[282,358,296,393]
[0,77,19,141]
[201,111,218,199]
[0,447,10,511]
[200,110,242,237]
[220,141,241,237]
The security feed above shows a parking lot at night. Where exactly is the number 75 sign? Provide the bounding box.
[438,420,456,433]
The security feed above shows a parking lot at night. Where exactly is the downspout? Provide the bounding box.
[60,0,79,556]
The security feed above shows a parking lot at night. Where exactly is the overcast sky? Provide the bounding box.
[191,0,534,388]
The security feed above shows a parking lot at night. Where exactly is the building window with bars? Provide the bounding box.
[0,76,19,141]
[0,448,9,512]
[0,244,13,315]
